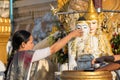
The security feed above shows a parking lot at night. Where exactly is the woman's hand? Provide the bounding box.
[50,29,83,54]
[69,29,83,38]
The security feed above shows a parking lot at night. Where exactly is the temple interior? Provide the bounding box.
[0,0,120,80]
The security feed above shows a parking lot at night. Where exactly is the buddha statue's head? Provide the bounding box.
[84,0,98,35]
[76,17,90,38]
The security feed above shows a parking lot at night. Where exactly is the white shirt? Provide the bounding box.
[32,47,51,62]
[0,61,6,72]
[27,47,51,80]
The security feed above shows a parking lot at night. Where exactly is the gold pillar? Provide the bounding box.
[0,18,11,64]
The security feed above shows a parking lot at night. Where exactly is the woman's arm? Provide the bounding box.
[32,47,51,62]
[94,55,120,63]
[50,29,83,54]
[94,56,120,71]
[96,63,120,71]
[32,29,83,62]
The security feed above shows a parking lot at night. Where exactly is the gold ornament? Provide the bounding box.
[57,0,69,10]
[0,18,11,64]
[84,0,98,20]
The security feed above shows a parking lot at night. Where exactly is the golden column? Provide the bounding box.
[0,18,11,64]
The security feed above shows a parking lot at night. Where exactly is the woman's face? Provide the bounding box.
[23,35,34,50]
[89,20,98,35]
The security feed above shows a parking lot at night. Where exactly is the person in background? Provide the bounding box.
[6,29,83,80]
[92,55,120,71]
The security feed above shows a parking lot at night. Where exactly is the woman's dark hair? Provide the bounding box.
[12,30,31,51]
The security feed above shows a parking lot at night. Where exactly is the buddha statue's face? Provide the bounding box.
[88,20,98,35]
[76,21,90,37]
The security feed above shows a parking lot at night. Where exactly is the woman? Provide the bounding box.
[6,29,83,80]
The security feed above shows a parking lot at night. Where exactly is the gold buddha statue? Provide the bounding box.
[84,0,113,56]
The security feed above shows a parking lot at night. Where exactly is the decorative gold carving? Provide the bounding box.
[0,18,11,33]
[0,18,11,64]
[57,0,69,10]
[84,0,98,20]
[61,71,112,80]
